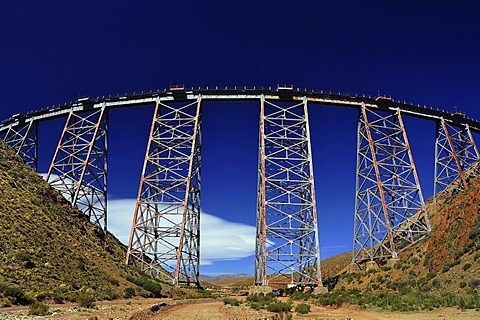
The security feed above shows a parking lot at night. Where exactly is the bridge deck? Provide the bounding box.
[1,87,479,133]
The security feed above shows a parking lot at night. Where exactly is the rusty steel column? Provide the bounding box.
[126,98,202,286]
[254,95,322,287]
[1,121,38,170]
[353,104,430,263]
[434,118,480,200]
[47,105,108,230]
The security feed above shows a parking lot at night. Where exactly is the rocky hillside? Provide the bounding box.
[0,140,195,306]
[325,166,480,300]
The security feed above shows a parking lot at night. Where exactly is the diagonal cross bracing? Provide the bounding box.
[255,95,322,287]
[434,119,480,200]
[1,121,38,170]
[353,105,430,262]
[47,106,108,230]
[126,98,202,286]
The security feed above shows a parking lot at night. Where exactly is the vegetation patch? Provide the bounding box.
[28,302,49,316]
[223,297,241,306]
[295,303,310,314]
[316,288,480,311]
[77,289,95,308]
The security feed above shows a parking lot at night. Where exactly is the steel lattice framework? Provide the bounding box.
[126,98,202,286]
[47,106,108,230]
[0,121,38,170]
[255,96,322,286]
[1,86,480,288]
[434,118,480,200]
[353,105,430,262]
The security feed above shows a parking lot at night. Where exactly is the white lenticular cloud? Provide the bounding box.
[38,174,258,266]
[107,198,256,266]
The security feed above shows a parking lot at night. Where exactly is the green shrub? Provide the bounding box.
[474,252,480,262]
[142,280,162,297]
[247,292,274,303]
[468,227,480,240]
[426,272,437,279]
[250,302,261,310]
[266,301,292,313]
[77,291,95,308]
[463,263,472,271]
[123,287,136,298]
[295,303,310,314]
[223,297,241,306]
[28,302,49,316]
[290,291,309,301]
[15,253,32,262]
[247,293,260,302]
[109,278,120,286]
[125,275,145,287]
[2,287,27,305]
[470,279,480,289]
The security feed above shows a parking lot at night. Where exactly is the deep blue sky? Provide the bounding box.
[1,1,480,275]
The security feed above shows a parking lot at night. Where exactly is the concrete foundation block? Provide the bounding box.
[386,258,400,268]
[249,285,273,294]
[365,260,380,271]
[346,262,361,273]
[313,285,328,294]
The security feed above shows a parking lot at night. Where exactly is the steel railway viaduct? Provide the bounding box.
[1,86,479,291]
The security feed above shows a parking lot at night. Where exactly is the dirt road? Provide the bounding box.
[1,298,480,320]
[152,300,480,320]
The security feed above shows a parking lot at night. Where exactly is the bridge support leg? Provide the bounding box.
[47,105,108,231]
[126,98,202,286]
[255,96,323,289]
[1,121,38,170]
[434,119,480,201]
[353,105,430,264]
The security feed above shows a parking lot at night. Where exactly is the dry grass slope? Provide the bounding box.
[0,140,199,306]
[318,167,480,310]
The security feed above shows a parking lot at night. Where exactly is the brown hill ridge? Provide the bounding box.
[323,166,480,296]
[0,140,196,306]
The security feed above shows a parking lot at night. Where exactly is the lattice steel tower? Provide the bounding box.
[434,118,480,200]
[255,95,322,287]
[47,106,108,230]
[126,98,202,286]
[0,119,38,170]
[353,104,430,262]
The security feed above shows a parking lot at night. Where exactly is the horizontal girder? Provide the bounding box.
[2,87,480,134]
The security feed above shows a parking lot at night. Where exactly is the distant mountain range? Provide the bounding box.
[200,273,253,286]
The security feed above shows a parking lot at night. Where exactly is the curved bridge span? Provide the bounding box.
[1,86,479,289]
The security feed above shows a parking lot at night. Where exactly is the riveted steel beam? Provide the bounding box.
[1,121,38,170]
[255,95,322,287]
[126,98,202,286]
[434,119,480,201]
[353,105,430,262]
[46,106,108,230]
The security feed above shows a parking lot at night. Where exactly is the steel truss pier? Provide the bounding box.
[255,96,322,287]
[47,106,108,230]
[353,105,430,262]
[126,98,202,286]
[0,121,38,170]
[434,119,480,200]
